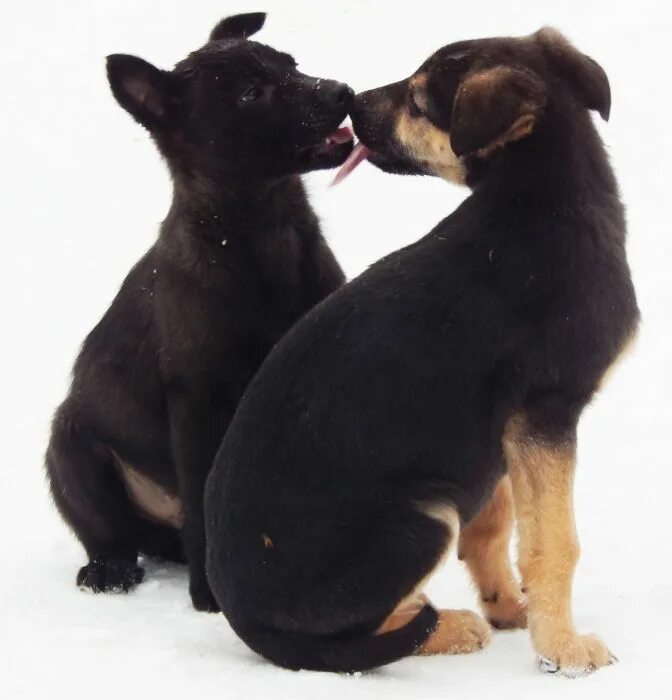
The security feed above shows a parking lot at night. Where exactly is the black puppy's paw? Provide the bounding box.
[77,558,145,593]
[190,580,220,612]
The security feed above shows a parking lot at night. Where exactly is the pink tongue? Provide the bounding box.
[328,126,354,144]
[331,142,372,186]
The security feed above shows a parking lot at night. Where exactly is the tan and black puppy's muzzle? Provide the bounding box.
[344,73,466,184]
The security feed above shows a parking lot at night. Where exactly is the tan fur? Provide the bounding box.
[419,608,491,655]
[375,502,490,655]
[409,73,428,89]
[377,592,491,655]
[395,110,465,184]
[114,455,184,528]
[475,114,536,158]
[534,27,574,53]
[456,66,543,157]
[458,477,527,629]
[408,73,430,112]
[503,414,613,672]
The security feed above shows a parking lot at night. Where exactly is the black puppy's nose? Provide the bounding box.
[324,82,354,108]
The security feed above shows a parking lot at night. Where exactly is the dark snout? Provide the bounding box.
[351,81,406,151]
[318,80,354,109]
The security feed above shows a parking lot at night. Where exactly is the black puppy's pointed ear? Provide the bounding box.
[210,12,266,42]
[107,54,173,129]
[450,66,547,158]
[536,27,611,121]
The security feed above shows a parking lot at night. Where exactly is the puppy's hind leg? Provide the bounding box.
[378,504,491,655]
[458,476,527,629]
[46,407,144,593]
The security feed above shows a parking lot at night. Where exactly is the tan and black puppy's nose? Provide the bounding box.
[350,80,407,151]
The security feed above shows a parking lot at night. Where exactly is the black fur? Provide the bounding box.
[46,13,352,611]
[205,30,639,667]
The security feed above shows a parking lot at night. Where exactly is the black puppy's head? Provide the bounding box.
[107,13,354,179]
[347,28,610,184]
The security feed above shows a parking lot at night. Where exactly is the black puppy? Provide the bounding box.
[205,29,638,671]
[46,12,352,611]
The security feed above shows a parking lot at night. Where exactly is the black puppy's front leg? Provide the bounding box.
[168,395,229,612]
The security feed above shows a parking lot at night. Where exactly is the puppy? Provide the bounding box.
[204,29,638,672]
[46,12,353,612]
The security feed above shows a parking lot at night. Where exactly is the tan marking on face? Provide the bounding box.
[395,110,465,184]
[261,533,274,548]
[114,454,184,528]
[409,73,428,90]
[502,414,613,672]
[458,477,527,629]
[598,328,639,391]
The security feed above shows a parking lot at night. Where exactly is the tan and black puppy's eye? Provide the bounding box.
[408,91,423,118]
[239,85,264,104]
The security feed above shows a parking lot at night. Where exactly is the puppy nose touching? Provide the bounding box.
[325,82,354,107]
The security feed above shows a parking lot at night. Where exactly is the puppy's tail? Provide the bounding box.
[229,603,438,673]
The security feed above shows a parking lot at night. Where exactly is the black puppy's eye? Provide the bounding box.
[408,92,423,118]
[240,85,264,104]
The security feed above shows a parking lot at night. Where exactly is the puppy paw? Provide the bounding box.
[189,581,220,613]
[536,633,615,678]
[77,559,144,593]
[483,591,528,630]
[419,609,491,655]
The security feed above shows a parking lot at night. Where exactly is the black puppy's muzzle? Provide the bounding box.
[317,80,354,110]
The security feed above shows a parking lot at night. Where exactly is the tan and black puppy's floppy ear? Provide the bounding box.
[210,12,266,42]
[450,67,547,158]
[536,28,610,121]
[107,54,175,130]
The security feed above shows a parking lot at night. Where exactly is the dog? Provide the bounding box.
[204,28,639,672]
[46,12,354,612]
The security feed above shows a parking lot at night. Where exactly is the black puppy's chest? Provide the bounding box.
[242,222,305,309]
[157,221,309,379]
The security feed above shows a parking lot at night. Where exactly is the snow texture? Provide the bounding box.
[2,1,671,698]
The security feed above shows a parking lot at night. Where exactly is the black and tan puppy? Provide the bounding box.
[205,29,638,672]
[46,13,353,611]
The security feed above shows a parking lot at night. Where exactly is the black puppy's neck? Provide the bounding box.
[158,170,313,280]
[168,171,308,240]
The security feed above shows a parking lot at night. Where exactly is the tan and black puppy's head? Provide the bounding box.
[342,29,610,186]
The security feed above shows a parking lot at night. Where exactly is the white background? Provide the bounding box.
[2,1,671,698]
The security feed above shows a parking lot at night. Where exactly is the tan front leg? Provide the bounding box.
[458,477,527,629]
[503,417,614,677]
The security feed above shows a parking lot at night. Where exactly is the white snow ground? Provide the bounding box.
[2,1,671,698]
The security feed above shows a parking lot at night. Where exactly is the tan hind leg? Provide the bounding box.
[503,415,615,677]
[376,501,490,655]
[377,593,491,655]
[458,476,527,629]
